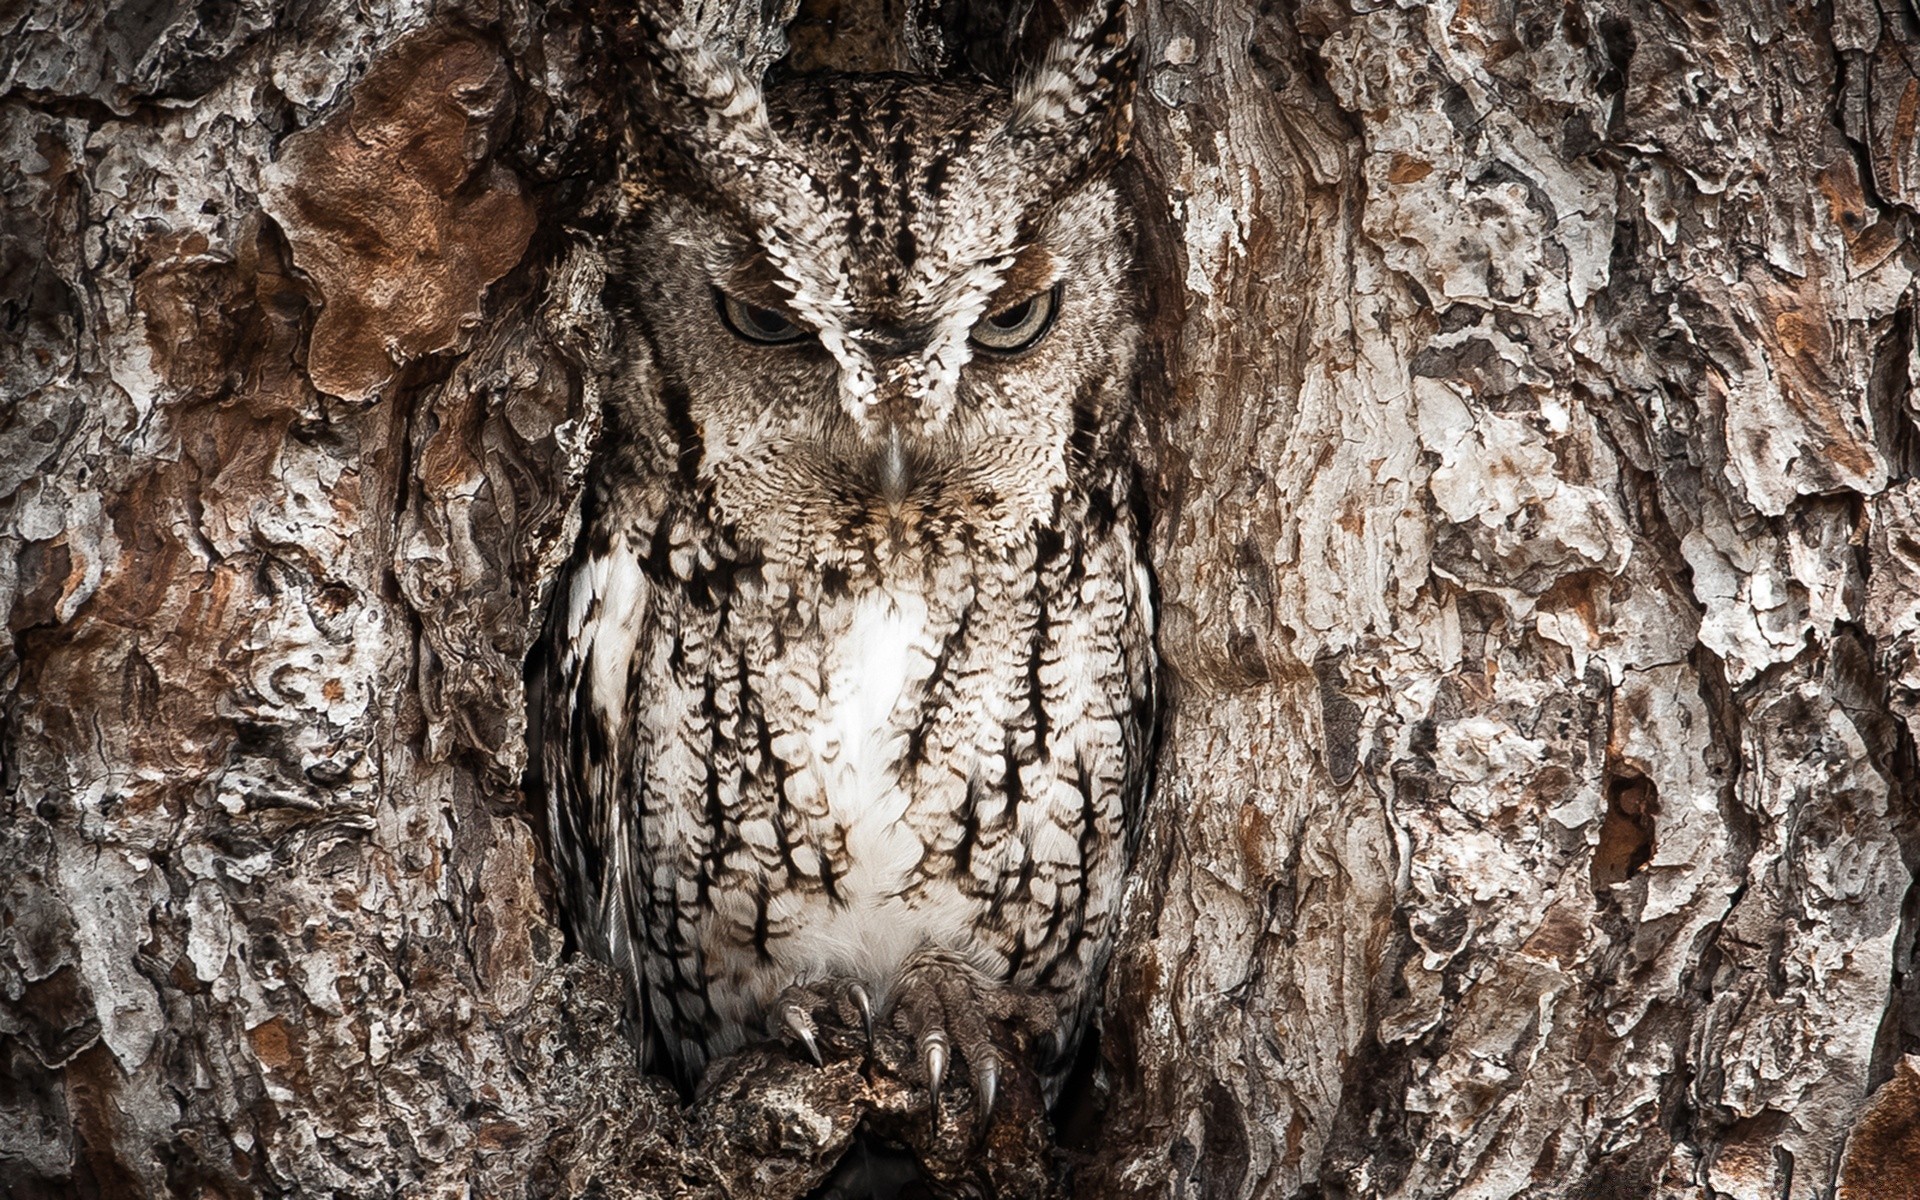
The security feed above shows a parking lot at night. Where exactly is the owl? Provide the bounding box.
[535,0,1155,1130]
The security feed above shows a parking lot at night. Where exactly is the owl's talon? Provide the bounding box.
[784,1004,822,1066]
[886,950,1052,1138]
[849,982,874,1040]
[920,1029,950,1115]
[976,1053,999,1122]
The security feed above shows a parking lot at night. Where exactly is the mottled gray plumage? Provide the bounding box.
[538,0,1153,1107]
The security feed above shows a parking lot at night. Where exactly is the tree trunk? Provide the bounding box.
[4,0,1919,1197]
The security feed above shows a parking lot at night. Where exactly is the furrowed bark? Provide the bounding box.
[4,1,1920,1198]
[1096,3,1920,1197]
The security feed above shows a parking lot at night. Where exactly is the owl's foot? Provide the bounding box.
[887,949,1052,1127]
[774,976,874,1066]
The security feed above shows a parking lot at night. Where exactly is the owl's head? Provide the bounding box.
[608,1,1141,565]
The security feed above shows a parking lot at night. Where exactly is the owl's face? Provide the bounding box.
[614,35,1138,565]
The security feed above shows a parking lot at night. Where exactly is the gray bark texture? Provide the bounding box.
[4,0,1920,1197]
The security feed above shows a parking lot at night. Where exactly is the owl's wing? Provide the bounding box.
[534,527,656,1056]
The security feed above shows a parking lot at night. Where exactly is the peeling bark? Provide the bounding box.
[5,0,1920,1198]
[259,31,537,405]
[1095,3,1920,1196]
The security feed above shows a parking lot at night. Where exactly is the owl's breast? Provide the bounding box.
[805,585,933,885]
[751,580,980,987]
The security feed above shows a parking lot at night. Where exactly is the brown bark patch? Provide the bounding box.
[1591,766,1657,894]
[1868,48,1920,207]
[260,30,536,403]
[1743,264,1882,487]
[8,539,74,635]
[1815,160,1904,271]
[246,1016,304,1079]
[14,965,100,1069]
[1387,153,1432,184]
[133,222,320,414]
[1840,1055,1920,1200]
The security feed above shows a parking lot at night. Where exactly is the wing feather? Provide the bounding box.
[536,529,655,1060]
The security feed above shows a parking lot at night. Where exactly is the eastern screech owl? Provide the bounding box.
[537,0,1155,1118]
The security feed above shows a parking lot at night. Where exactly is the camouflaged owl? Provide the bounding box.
[535,0,1155,1125]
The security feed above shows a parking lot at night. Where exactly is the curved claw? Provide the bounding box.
[848,982,874,1040]
[784,1004,822,1066]
[920,1029,950,1120]
[975,1053,999,1123]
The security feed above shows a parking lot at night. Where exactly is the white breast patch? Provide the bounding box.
[772,584,971,987]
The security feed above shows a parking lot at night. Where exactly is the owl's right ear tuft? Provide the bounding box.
[1006,0,1137,185]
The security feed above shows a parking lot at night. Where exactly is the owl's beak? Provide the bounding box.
[876,422,912,506]
[836,335,940,508]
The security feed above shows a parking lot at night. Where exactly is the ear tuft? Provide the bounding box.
[607,0,847,321]
[615,0,777,171]
[1007,0,1137,176]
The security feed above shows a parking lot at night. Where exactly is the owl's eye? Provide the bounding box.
[970,284,1060,354]
[717,291,809,344]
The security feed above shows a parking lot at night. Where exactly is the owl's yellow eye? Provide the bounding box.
[970,284,1060,354]
[717,290,809,344]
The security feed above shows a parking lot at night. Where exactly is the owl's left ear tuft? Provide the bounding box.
[1006,0,1137,182]
[612,0,784,203]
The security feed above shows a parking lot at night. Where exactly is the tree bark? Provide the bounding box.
[4,1,1920,1198]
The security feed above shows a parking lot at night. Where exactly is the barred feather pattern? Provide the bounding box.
[538,51,1152,1100]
